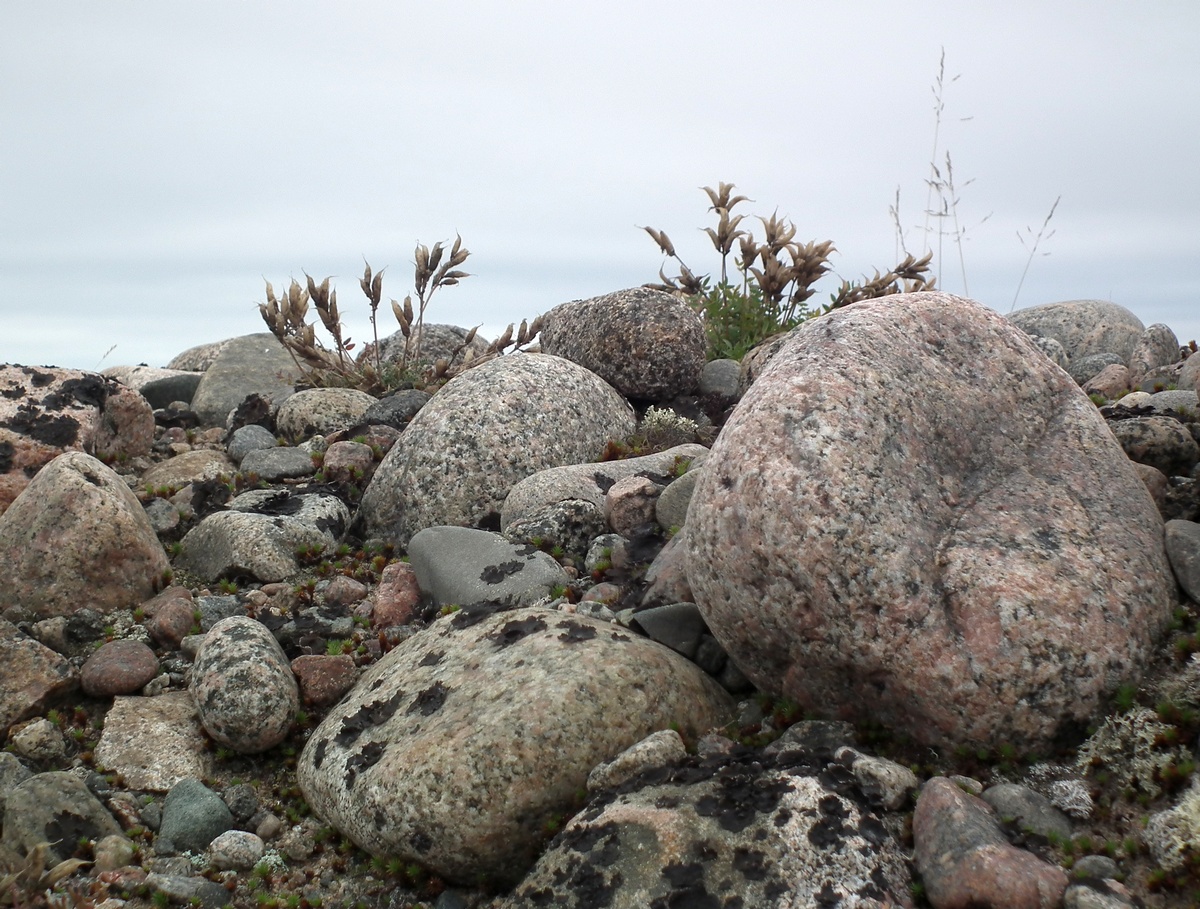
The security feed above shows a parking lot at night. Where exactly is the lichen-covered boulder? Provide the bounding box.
[539,287,706,401]
[297,604,733,886]
[359,353,634,548]
[496,748,913,908]
[0,366,154,513]
[686,292,1177,753]
[191,617,298,753]
[0,451,169,618]
[1009,299,1145,364]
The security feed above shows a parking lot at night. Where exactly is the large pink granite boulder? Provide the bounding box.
[685,292,1177,753]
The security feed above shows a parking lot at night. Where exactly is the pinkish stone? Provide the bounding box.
[914,777,1067,909]
[0,366,154,514]
[142,588,198,649]
[322,441,376,485]
[81,639,160,697]
[604,475,662,537]
[1081,363,1131,399]
[371,561,422,627]
[686,292,1178,753]
[323,575,368,607]
[0,619,78,731]
[291,654,358,708]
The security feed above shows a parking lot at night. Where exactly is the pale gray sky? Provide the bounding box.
[3,1,1198,371]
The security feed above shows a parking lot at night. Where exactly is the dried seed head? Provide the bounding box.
[641,226,676,259]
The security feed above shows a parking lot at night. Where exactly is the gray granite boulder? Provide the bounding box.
[539,287,706,401]
[1129,323,1181,383]
[408,526,570,608]
[686,292,1177,753]
[1166,520,1200,603]
[1181,353,1200,392]
[157,778,233,854]
[275,387,377,442]
[1,771,123,864]
[191,616,298,753]
[1108,415,1200,477]
[102,365,203,409]
[1069,352,1125,386]
[359,353,635,548]
[495,748,913,909]
[297,605,734,885]
[0,365,154,513]
[189,333,300,428]
[0,451,169,618]
[374,323,490,370]
[1009,299,1145,364]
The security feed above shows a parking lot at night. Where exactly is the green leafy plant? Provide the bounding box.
[644,183,935,361]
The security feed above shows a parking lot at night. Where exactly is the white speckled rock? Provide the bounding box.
[686,292,1177,753]
[0,451,170,618]
[191,616,298,753]
[275,387,378,442]
[297,604,734,886]
[538,287,706,400]
[1009,299,1145,364]
[496,749,913,908]
[359,353,635,548]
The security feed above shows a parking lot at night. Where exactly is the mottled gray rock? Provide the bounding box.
[500,499,607,565]
[166,338,234,372]
[604,474,663,536]
[2,771,122,863]
[1145,389,1200,416]
[375,323,490,370]
[1063,881,1138,909]
[361,389,431,429]
[239,445,317,481]
[0,366,154,513]
[981,782,1073,841]
[208,829,266,871]
[915,777,1068,909]
[1010,299,1146,364]
[9,719,65,764]
[586,729,687,793]
[276,387,377,442]
[177,511,324,583]
[297,605,734,885]
[103,365,202,409]
[407,527,570,608]
[834,747,920,812]
[1069,352,1125,386]
[501,444,707,532]
[687,292,1177,753]
[0,451,169,619]
[190,333,300,428]
[0,620,76,733]
[698,357,742,401]
[360,353,635,548]
[655,467,701,530]
[141,449,236,491]
[1129,323,1181,382]
[539,287,706,400]
[1108,415,1199,477]
[496,749,913,909]
[1166,520,1200,602]
[94,692,213,791]
[1030,335,1069,370]
[157,778,233,854]
[191,617,298,753]
[641,530,694,607]
[1181,353,1200,392]
[226,424,279,464]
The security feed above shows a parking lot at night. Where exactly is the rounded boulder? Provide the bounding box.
[686,292,1177,753]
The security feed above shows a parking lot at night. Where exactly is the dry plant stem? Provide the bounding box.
[1010,195,1061,312]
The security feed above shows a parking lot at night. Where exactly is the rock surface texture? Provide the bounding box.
[1009,299,1146,364]
[686,292,1177,752]
[358,353,634,547]
[538,287,706,400]
[297,603,734,885]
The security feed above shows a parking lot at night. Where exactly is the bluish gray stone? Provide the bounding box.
[157,778,233,854]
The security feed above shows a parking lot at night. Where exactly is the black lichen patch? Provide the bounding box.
[4,405,81,447]
[344,741,386,788]
[731,847,770,881]
[481,559,524,584]
[557,620,597,644]
[45,810,104,859]
[1,385,25,399]
[610,632,632,643]
[408,681,450,716]
[409,830,433,854]
[592,472,616,494]
[336,691,405,746]
[57,376,109,409]
[312,738,329,769]
[418,650,444,667]
[651,862,720,909]
[489,616,547,648]
[449,600,513,629]
[563,821,622,868]
[807,795,853,848]
[29,370,55,387]
[0,439,14,472]
[694,765,795,834]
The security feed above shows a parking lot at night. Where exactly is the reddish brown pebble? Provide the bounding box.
[914,777,1067,909]
[290,654,357,708]
[371,562,421,627]
[145,597,198,649]
[81,640,160,697]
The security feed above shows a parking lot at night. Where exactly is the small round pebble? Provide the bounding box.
[208,829,265,871]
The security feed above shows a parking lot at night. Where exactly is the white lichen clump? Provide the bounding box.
[1146,778,1200,871]
[640,406,699,436]
[1073,707,1190,800]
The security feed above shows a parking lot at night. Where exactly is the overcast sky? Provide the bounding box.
[3,2,1197,372]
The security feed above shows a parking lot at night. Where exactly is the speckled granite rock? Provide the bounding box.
[275,387,377,442]
[0,619,77,733]
[1,771,123,864]
[539,287,706,401]
[495,747,913,909]
[1009,299,1146,364]
[1108,415,1199,477]
[686,292,1177,753]
[0,365,154,513]
[93,691,214,791]
[0,451,170,618]
[191,616,298,753]
[1129,323,1181,384]
[189,333,300,428]
[359,353,635,548]
[297,604,734,886]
